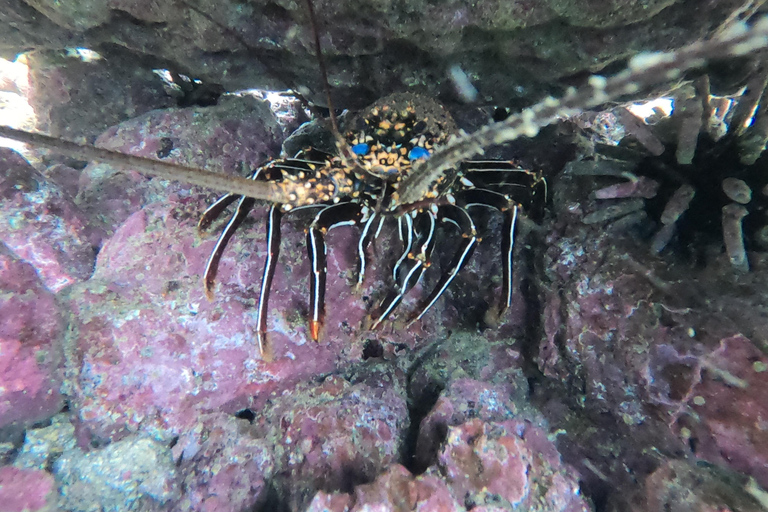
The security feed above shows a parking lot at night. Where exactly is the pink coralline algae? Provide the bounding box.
[174,370,408,512]
[437,419,588,512]
[307,379,590,512]
[305,419,589,512]
[0,244,63,429]
[176,413,274,512]
[63,185,441,443]
[0,148,98,291]
[77,95,284,236]
[538,170,768,505]
[0,466,57,512]
[249,372,409,509]
[306,464,462,511]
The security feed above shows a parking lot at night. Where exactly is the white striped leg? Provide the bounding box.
[356,210,380,289]
[500,204,518,314]
[392,213,414,282]
[409,205,478,323]
[198,193,241,231]
[307,202,364,341]
[370,210,437,330]
[202,196,257,300]
[459,188,520,316]
[255,204,282,356]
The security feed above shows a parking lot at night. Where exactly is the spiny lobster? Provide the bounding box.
[197,92,545,356]
[1,17,767,358]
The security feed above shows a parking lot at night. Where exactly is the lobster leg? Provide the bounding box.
[307,202,365,341]
[459,188,520,316]
[201,195,257,300]
[198,193,241,231]
[199,167,269,299]
[356,209,380,289]
[409,204,478,323]
[370,210,436,330]
[255,204,283,356]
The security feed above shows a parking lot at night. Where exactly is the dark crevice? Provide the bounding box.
[401,339,447,474]
[362,338,383,359]
[401,380,443,475]
[235,408,256,423]
[254,479,289,512]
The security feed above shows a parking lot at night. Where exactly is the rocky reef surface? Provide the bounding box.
[1,0,762,112]
[3,12,768,510]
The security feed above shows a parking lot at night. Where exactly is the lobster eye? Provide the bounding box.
[352,143,370,155]
[408,147,430,160]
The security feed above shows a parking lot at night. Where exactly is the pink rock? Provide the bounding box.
[249,373,409,509]
[678,335,768,489]
[0,148,98,291]
[176,413,274,512]
[77,95,284,235]
[436,419,590,511]
[414,378,528,471]
[0,466,56,512]
[63,199,424,444]
[306,464,461,512]
[0,244,64,429]
[539,174,768,502]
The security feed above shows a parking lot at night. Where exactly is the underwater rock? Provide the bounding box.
[0,243,64,430]
[0,148,99,291]
[76,95,284,237]
[176,413,273,512]
[61,196,434,444]
[0,465,57,512]
[53,436,180,512]
[306,464,460,511]
[175,369,408,511]
[13,414,77,471]
[0,0,754,109]
[413,378,529,471]
[537,170,768,501]
[26,47,173,143]
[307,415,590,512]
[248,372,409,510]
[616,459,766,512]
[434,418,589,511]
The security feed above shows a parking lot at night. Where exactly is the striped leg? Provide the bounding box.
[355,209,381,289]
[307,202,364,341]
[409,204,478,323]
[200,195,257,300]
[255,204,282,356]
[198,167,267,300]
[369,209,437,330]
[459,188,520,317]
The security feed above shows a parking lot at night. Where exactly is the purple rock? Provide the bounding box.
[77,95,284,235]
[414,378,528,471]
[538,171,768,501]
[0,466,56,512]
[249,372,409,509]
[62,197,426,444]
[434,418,590,511]
[0,244,64,429]
[0,148,98,291]
[176,413,273,512]
[306,464,461,511]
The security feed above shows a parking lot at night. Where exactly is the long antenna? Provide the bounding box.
[304,0,341,137]
[0,125,289,202]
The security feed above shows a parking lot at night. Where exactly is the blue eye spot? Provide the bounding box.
[408,147,430,160]
[352,143,370,155]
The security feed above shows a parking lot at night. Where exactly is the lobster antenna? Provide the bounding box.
[304,0,341,137]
